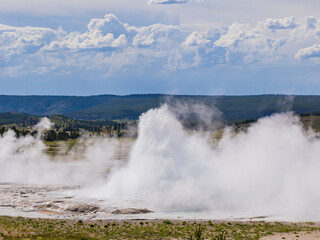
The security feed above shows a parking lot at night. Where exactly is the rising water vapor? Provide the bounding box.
[99,104,320,219]
[0,118,121,185]
[1,105,320,220]
[167,100,224,131]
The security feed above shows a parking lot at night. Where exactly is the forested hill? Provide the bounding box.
[1,94,320,121]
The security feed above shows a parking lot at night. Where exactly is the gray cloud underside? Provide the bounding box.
[1,14,320,79]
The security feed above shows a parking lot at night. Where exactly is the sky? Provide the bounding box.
[0,0,320,95]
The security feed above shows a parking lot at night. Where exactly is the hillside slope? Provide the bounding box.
[1,94,320,121]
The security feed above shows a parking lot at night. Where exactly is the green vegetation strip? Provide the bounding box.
[0,216,319,239]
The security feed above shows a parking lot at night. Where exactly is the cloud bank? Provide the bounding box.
[1,14,320,93]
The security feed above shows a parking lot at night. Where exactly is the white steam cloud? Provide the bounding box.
[0,118,123,185]
[94,104,320,220]
[33,117,52,137]
[2,106,320,220]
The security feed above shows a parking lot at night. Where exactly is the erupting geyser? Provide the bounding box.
[2,105,320,220]
[100,105,320,220]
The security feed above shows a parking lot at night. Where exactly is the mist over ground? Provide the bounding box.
[1,104,320,220]
[0,118,122,185]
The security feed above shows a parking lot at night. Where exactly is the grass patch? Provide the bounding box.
[0,216,319,239]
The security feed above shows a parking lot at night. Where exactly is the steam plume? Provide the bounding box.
[2,106,320,220]
[0,118,121,185]
[99,104,320,219]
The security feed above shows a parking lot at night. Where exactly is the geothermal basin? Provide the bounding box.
[1,105,320,222]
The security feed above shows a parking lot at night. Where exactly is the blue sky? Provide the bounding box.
[1,0,320,95]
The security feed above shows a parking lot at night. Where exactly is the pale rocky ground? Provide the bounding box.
[0,183,152,220]
[0,184,276,221]
[2,184,320,240]
[0,183,316,222]
[0,138,143,220]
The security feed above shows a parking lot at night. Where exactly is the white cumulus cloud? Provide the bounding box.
[0,24,63,57]
[265,16,296,30]
[295,43,320,60]
[43,14,129,50]
[1,15,320,80]
[131,24,184,47]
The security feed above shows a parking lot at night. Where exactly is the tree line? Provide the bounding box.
[0,122,132,141]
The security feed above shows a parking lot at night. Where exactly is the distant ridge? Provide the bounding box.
[1,94,320,121]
